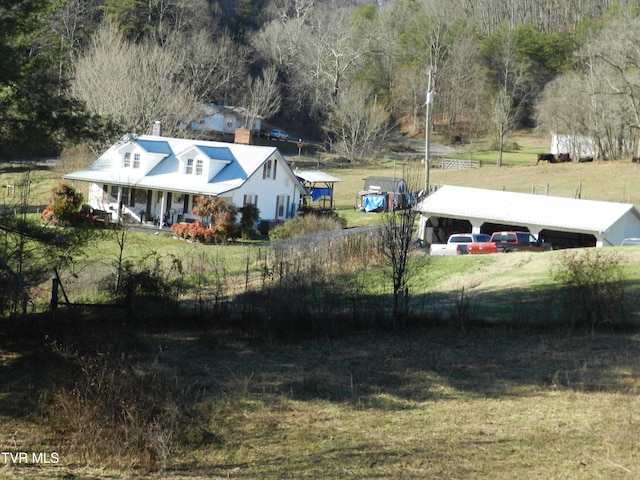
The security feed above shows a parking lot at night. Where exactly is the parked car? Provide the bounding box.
[466,231,550,254]
[621,237,640,246]
[269,129,289,141]
[429,233,491,256]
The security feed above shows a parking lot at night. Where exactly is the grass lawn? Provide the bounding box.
[4,327,640,479]
[3,131,640,479]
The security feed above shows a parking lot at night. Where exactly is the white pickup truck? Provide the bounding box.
[429,233,491,256]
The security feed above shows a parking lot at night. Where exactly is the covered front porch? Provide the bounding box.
[88,183,221,228]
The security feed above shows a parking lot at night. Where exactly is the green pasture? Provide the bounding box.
[5,322,640,479]
[4,131,640,479]
[0,131,640,480]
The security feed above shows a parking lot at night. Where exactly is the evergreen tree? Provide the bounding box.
[0,0,99,159]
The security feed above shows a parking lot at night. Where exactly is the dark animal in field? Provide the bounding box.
[537,153,571,164]
[537,153,554,164]
[578,156,593,163]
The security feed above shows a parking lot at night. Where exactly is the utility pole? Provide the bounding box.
[424,69,435,194]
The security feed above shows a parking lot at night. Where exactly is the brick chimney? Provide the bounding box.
[234,128,252,145]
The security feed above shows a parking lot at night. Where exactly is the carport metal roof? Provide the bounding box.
[415,185,640,235]
[294,170,342,184]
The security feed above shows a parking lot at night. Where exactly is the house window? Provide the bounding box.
[225,117,233,129]
[110,185,119,203]
[133,153,140,169]
[123,152,131,168]
[121,187,130,207]
[243,194,258,206]
[186,158,194,175]
[195,159,203,176]
[263,159,272,179]
[276,194,288,218]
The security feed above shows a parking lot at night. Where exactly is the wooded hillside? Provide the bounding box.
[2,0,640,161]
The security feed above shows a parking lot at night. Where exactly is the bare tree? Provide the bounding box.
[250,0,313,71]
[166,28,249,106]
[43,0,102,82]
[73,24,196,137]
[536,7,640,160]
[482,25,529,165]
[436,26,482,134]
[323,84,390,163]
[252,4,371,126]
[149,0,217,45]
[581,11,640,158]
[242,66,282,129]
[493,88,516,167]
[378,165,428,328]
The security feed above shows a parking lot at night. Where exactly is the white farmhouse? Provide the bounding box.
[63,132,306,228]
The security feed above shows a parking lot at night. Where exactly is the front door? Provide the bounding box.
[146,190,152,221]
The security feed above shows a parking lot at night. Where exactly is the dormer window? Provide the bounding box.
[186,158,194,175]
[133,153,140,169]
[124,152,131,168]
[195,159,203,175]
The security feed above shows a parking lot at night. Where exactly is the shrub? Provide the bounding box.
[171,197,238,243]
[551,250,628,330]
[43,351,192,471]
[41,183,85,226]
[238,204,261,238]
[105,254,184,309]
[268,213,345,241]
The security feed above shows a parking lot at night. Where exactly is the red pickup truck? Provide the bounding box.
[466,231,549,254]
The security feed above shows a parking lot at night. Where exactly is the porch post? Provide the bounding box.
[116,188,123,225]
[159,191,166,228]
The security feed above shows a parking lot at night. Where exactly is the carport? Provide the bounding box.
[295,170,341,212]
[415,185,640,248]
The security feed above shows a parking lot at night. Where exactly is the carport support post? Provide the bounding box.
[419,214,429,241]
[470,221,483,234]
[529,227,542,239]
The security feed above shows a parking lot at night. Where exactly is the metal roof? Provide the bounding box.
[64,134,296,196]
[363,176,406,193]
[415,185,640,234]
[294,170,341,183]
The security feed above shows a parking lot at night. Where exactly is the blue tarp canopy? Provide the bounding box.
[363,195,385,212]
[311,187,333,201]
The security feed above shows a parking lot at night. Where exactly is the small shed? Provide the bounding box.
[295,170,342,212]
[357,176,409,212]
